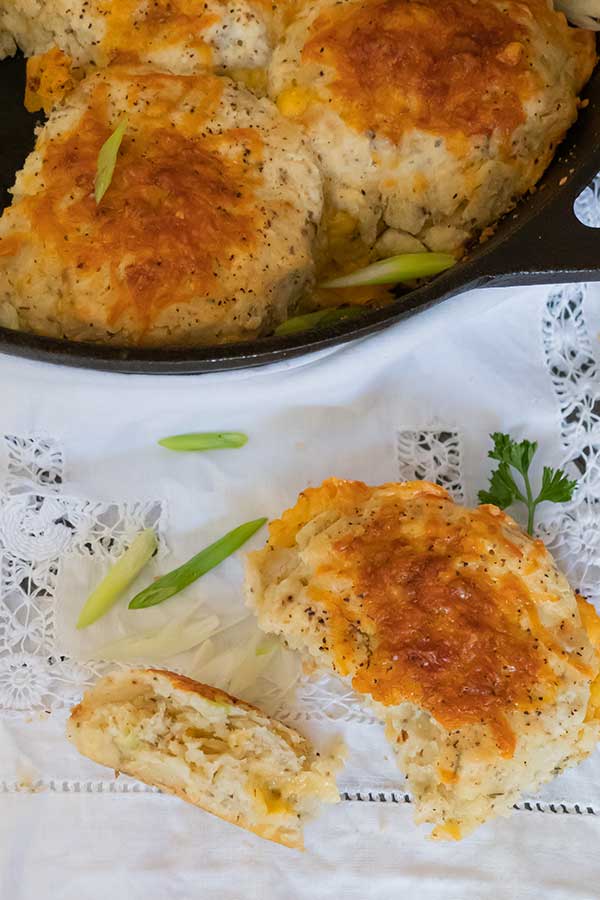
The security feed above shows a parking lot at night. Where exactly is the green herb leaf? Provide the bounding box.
[95,116,128,205]
[320,252,455,289]
[128,517,267,610]
[77,528,157,628]
[488,432,537,476]
[536,466,578,505]
[478,461,518,509]
[478,432,577,535]
[275,306,367,337]
[158,432,248,452]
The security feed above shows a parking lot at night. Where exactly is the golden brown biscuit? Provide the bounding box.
[270,0,596,259]
[0,0,292,75]
[0,65,322,346]
[246,478,600,838]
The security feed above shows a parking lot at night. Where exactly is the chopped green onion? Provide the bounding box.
[95,116,128,205]
[158,432,248,452]
[321,252,455,288]
[128,517,267,610]
[275,306,366,337]
[76,528,157,629]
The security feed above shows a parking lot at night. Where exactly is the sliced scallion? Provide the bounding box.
[275,306,366,337]
[158,432,248,452]
[76,528,157,629]
[321,252,455,288]
[95,116,128,205]
[128,517,267,610]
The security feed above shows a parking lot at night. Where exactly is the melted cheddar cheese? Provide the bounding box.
[16,70,264,335]
[25,48,76,113]
[267,479,594,757]
[577,595,600,721]
[301,0,561,144]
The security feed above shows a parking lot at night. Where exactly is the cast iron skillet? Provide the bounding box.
[1,52,600,374]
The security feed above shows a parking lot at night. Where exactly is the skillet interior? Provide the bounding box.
[0,52,599,375]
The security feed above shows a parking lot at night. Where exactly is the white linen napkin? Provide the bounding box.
[1,281,600,897]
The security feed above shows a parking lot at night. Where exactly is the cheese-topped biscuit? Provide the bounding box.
[246,478,600,838]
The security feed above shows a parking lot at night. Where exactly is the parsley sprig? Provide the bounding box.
[478,433,577,535]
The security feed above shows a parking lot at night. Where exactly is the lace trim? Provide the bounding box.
[282,673,378,725]
[4,434,63,494]
[0,779,157,794]
[0,434,166,713]
[1,779,597,816]
[574,176,600,229]
[539,285,600,599]
[397,429,465,502]
[341,792,599,815]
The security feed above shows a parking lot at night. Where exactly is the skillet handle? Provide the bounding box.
[480,176,600,287]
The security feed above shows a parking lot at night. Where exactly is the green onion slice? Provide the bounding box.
[158,432,248,452]
[76,528,157,629]
[128,517,267,610]
[320,252,455,288]
[275,306,366,337]
[95,116,128,205]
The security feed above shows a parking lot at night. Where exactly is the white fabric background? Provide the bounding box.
[1,281,600,897]
[2,792,600,900]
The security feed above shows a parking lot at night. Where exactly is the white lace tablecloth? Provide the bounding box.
[1,263,600,896]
